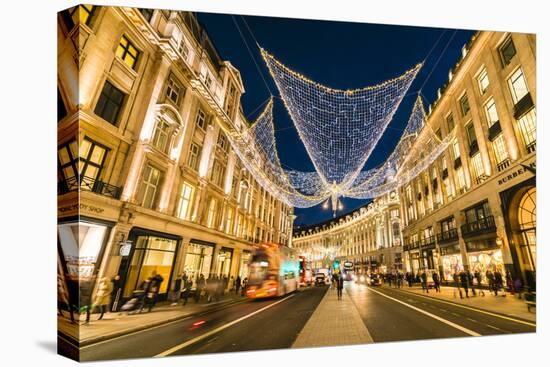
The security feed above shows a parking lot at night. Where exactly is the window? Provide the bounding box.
[58,140,78,190]
[508,68,529,104]
[484,98,499,127]
[138,164,162,209]
[217,133,229,153]
[195,108,207,131]
[61,4,96,30]
[94,80,125,125]
[455,166,467,192]
[138,8,154,22]
[226,208,234,234]
[465,201,491,224]
[499,36,517,66]
[466,123,477,145]
[204,73,213,89]
[116,35,140,69]
[517,108,536,152]
[459,93,470,117]
[477,68,490,94]
[492,134,510,170]
[165,74,183,106]
[151,119,171,153]
[187,143,201,171]
[176,182,194,220]
[58,88,67,122]
[178,38,190,59]
[79,138,108,182]
[470,153,486,183]
[440,217,456,233]
[206,198,217,228]
[446,113,455,131]
[435,128,442,140]
[225,84,238,119]
[452,140,461,159]
[211,159,226,187]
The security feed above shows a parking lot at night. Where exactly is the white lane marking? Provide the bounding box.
[79,315,193,349]
[391,289,536,327]
[485,324,503,332]
[467,318,478,323]
[367,287,481,337]
[155,294,296,357]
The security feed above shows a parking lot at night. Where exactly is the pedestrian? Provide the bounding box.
[494,269,504,297]
[388,272,393,287]
[514,276,523,299]
[182,277,192,306]
[506,270,514,294]
[144,272,163,313]
[110,275,123,312]
[459,270,469,298]
[195,274,205,303]
[453,271,463,299]
[241,277,248,297]
[467,270,476,296]
[171,274,182,306]
[223,275,229,294]
[421,271,429,293]
[230,276,235,292]
[397,272,403,288]
[474,270,485,296]
[336,272,344,300]
[235,275,242,295]
[486,269,495,296]
[92,277,113,320]
[432,271,441,293]
[407,272,413,287]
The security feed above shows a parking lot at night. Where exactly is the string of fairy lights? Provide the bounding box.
[223,46,455,216]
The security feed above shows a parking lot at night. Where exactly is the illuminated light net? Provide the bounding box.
[261,48,422,191]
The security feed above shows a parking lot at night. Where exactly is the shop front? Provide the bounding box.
[439,243,463,282]
[215,247,234,278]
[57,218,113,310]
[409,251,420,273]
[183,239,215,281]
[239,250,252,279]
[466,239,504,284]
[120,228,181,300]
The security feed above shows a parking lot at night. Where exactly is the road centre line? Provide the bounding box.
[385,288,536,327]
[155,294,296,357]
[367,287,481,337]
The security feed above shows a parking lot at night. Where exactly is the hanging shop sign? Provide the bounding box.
[119,241,133,256]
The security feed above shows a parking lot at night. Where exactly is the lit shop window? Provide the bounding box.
[176,182,194,220]
[116,35,140,69]
[138,164,162,209]
[477,68,489,94]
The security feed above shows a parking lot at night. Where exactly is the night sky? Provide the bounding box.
[196,12,475,226]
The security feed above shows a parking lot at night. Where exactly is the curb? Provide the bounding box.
[385,286,536,324]
[59,297,249,348]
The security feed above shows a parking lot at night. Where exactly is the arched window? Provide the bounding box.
[518,187,536,269]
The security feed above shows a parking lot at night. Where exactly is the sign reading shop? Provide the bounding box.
[498,160,536,186]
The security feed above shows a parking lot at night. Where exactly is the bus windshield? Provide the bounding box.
[249,252,269,285]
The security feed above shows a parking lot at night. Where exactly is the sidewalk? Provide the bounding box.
[292,287,373,348]
[388,285,536,322]
[58,293,247,346]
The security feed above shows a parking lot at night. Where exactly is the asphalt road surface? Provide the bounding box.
[67,285,328,361]
[345,282,535,342]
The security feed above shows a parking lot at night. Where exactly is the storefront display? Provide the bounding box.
[239,251,252,279]
[468,249,504,284]
[441,254,464,281]
[122,232,179,298]
[216,247,233,277]
[183,241,214,281]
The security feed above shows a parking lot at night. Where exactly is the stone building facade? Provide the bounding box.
[292,192,403,274]
[399,31,536,288]
[57,6,293,303]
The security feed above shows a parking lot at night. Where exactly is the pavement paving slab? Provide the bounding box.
[292,286,373,348]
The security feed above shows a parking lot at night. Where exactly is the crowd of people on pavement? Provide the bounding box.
[58,271,249,325]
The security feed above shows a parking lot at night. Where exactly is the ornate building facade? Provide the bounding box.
[57,6,294,302]
[292,192,403,274]
[399,31,536,288]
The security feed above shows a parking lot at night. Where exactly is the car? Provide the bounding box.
[367,274,382,286]
[314,273,327,286]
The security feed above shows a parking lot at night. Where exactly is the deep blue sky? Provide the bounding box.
[196,12,475,226]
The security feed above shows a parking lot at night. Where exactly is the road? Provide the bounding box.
[69,286,327,361]
[345,283,535,342]
[60,282,535,361]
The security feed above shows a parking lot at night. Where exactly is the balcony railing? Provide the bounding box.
[436,228,458,243]
[460,215,496,238]
[497,158,511,172]
[526,141,536,154]
[421,236,436,249]
[58,176,122,199]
